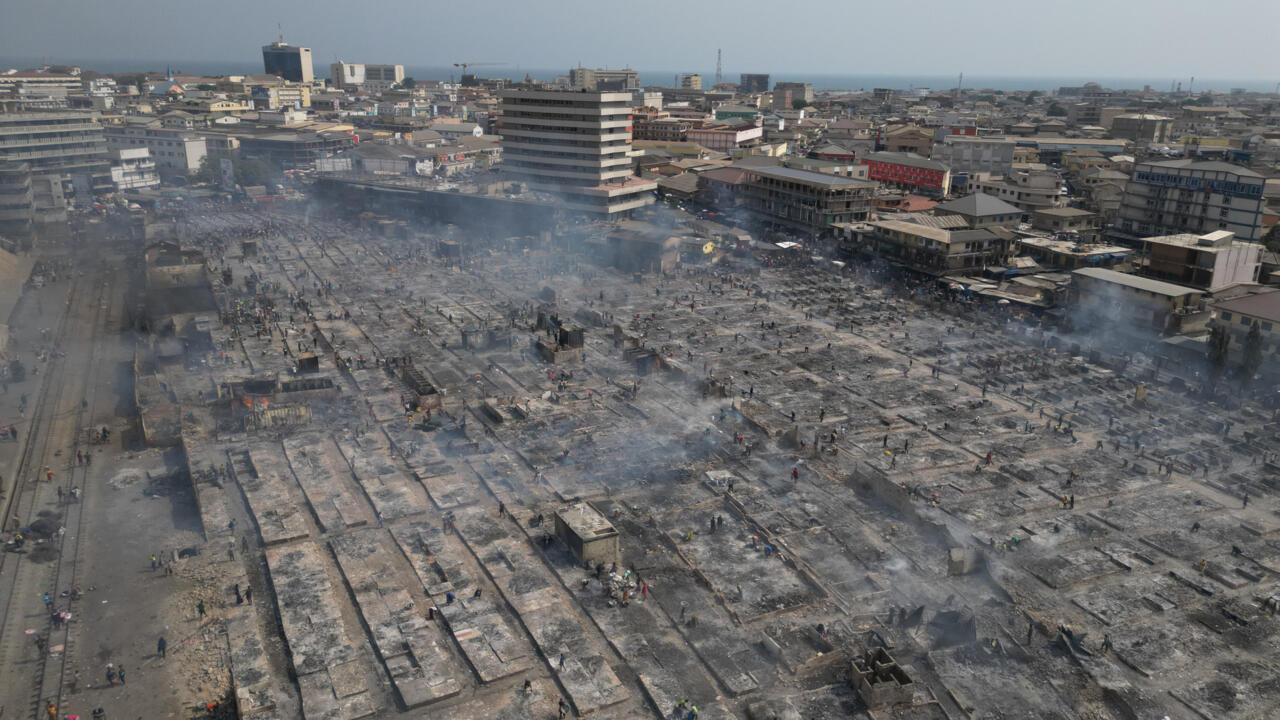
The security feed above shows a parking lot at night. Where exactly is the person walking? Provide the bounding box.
[197,599,206,619]
[244,586,252,604]
[118,664,126,684]
[105,664,115,686]
[157,636,167,659]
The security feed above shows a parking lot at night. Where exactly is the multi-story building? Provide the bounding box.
[632,113,692,142]
[859,152,951,196]
[0,111,111,194]
[881,126,934,156]
[568,68,639,92]
[1032,207,1100,242]
[969,167,1064,214]
[741,166,874,236]
[330,62,405,93]
[498,88,655,217]
[1109,114,1172,143]
[1211,291,1280,376]
[250,83,311,110]
[739,74,770,94]
[931,136,1014,176]
[0,70,83,97]
[109,147,160,190]
[933,193,1023,229]
[680,74,702,90]
[773,82,813,109]
[685,123,762,153]
[0,160,34,245]
[1138,230,1261,291]
[104,124,207,176]
[1114,159,1266,242]
[262,41,314,83]
[857,219,1010,272]
[1073,267,1206,334]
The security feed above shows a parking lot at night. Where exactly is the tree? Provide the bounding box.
[1027,90,1043,100]
[235,158,274,187]
[792,99,808,110]
[401,77,416,89]
[192,155,220,185]
[197,83,216,91]
[1046,103,1067,117]
[1241,321,1263,385]
[1208,324,1231,388]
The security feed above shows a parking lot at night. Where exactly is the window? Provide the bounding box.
[1264,322,1273,332]
[1241,316,1251,326]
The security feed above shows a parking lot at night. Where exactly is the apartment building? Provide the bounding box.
[931,136,1014,176]
[1032,207,1100,243]
[859,152,951,196]
[0,111,111,194]
[498,89,655,217]
[740,166,874,236]
[1211,291,1280,376]
[968,167,1064,214]
[1073,267,1205,334]
[685,123,762,153]
[680,74,703,90]
[858,219,1010,272]
[104,124,207,176]
[1139,230,1261,291]
[109,147,160,190]
[1115,159,1266,242]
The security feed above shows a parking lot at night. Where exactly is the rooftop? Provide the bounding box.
[1073,267,1201,296]
[750,166,876,189]
[1214,290,1280,324]
[934,192,1023,218]
[1140,159,1263,178]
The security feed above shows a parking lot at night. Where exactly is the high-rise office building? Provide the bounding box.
[679,74,702,90]
[262,41,314,83]
[739,73,770,94]
[498,89,655,217]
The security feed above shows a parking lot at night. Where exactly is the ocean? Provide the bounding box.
[1,56,1273,93]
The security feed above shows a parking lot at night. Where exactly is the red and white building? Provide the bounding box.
[859,151,951,196]
[685,123,763,153]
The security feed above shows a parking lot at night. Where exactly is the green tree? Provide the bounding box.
[1241,321,1263,384]
[1208,324,1231,388]
[792,99,808,110]
[401,77,416,89]
[192,155,220,185]
[197,83,217,91]
[1027,90,1043,100]
[235,158,274,187]
[1046,103,1067,117]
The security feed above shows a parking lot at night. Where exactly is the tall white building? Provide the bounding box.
[330,62,405,93]
[498,89,655,217]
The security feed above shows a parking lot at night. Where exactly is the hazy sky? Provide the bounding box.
[3,0,1277,79]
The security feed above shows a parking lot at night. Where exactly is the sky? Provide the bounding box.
[2,0,1278,81]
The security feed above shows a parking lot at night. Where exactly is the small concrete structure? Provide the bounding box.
[852,647,914,708]
[554,502,620,565]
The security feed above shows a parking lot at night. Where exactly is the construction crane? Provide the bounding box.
[453,61,506,75]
